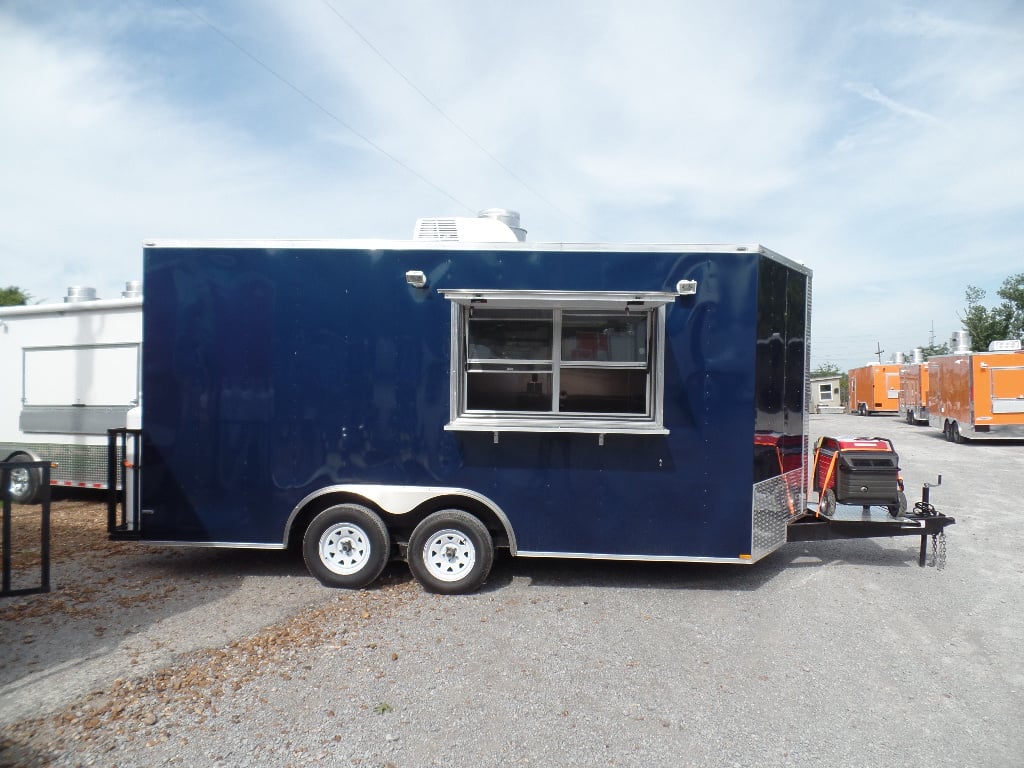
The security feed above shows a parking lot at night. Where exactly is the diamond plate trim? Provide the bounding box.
[751,467,804,561]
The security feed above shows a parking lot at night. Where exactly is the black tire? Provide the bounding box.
[943,421,952,442]
[858,403,867,417]
[408,509,494,595]
[889,490,908,518]
[822,488,837,517]
[951,421,964,444]
[6,454,41,505]
[302,503,390,589]
[905,410,914,425]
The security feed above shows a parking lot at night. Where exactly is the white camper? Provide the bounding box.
[0,283,142,502]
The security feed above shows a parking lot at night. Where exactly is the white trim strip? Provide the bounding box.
[514,551,756,564]
[139,541,285,550]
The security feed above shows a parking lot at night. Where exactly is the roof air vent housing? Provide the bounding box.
[413,208,526,242]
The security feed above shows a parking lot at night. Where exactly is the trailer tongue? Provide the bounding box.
[787,496,954,569]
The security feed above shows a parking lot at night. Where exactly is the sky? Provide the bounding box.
[2,0,1022,371]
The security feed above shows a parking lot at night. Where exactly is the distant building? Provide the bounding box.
[811,375,843,414]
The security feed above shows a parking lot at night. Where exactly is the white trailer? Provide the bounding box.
[0,284,142,502]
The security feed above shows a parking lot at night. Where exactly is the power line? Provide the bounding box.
[317,0,605,240]
[173,0,474,213]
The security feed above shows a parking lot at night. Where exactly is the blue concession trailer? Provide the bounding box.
[108,217,952,592]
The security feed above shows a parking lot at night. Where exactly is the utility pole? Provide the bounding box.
[874,341,884,363]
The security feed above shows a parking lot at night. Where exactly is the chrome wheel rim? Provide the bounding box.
[9,469,29,498]
[422,528,476,583]
[319,522,372,575]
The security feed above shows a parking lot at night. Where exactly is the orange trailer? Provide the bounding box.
[927,341,1024,442]
[898,361,930,425]
[847,363,900,416]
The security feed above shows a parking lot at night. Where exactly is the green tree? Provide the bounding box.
[918,341,950,358]
[902,341,950,360]
[960,274,1024,351]
[998,272,1024,340]
[0,286,32,306]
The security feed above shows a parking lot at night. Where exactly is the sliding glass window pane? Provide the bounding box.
[467,372,553,412]
[467,363,551,374]
[558,369,648,414]
[561,312,647,363]
[467,309,553,360]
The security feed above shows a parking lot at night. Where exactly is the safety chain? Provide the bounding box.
[928,531,947,570]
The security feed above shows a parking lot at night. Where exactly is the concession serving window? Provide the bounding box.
[441,290,675,435]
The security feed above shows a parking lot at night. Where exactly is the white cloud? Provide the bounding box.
[1,1,1021,370]
[844,81,940,123]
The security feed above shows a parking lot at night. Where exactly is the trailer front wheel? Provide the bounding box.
[889,490,908,517]
[303,504,390,589]
[821,488,836,517]
[408,510,493,594]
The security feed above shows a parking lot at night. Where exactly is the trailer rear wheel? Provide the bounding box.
[951,421,964,444]
[303,504,390,589]
[858,403,867,416]
[408,510,493,595]
[6,454,40,505]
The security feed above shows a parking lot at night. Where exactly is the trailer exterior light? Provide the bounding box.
[675,279,697,295]
[405,270,428,288]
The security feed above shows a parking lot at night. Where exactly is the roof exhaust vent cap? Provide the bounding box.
[950,330,972,353]
[64,286,98,303]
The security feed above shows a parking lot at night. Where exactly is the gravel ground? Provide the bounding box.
[2,411,1022,767]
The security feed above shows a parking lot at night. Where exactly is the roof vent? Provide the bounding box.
[121,280,143,298]
[413,208,526,243]
[64,286,98,303]
[912,347,924,364]
[414,218,460,241]
[476,208,527,241]
[988,339,1022,351]
[950,330,972,353]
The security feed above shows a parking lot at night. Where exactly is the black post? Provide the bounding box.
[39,465,51,593]
[1,462,53,597]
[1,468,10,594]
[107,429,119,532]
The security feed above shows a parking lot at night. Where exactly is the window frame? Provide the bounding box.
[441,290,675,435]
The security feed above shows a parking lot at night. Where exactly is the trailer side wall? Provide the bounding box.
[139,244,808,561]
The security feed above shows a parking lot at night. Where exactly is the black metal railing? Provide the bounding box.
[107,428,141,538]
[1,460,52,597]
